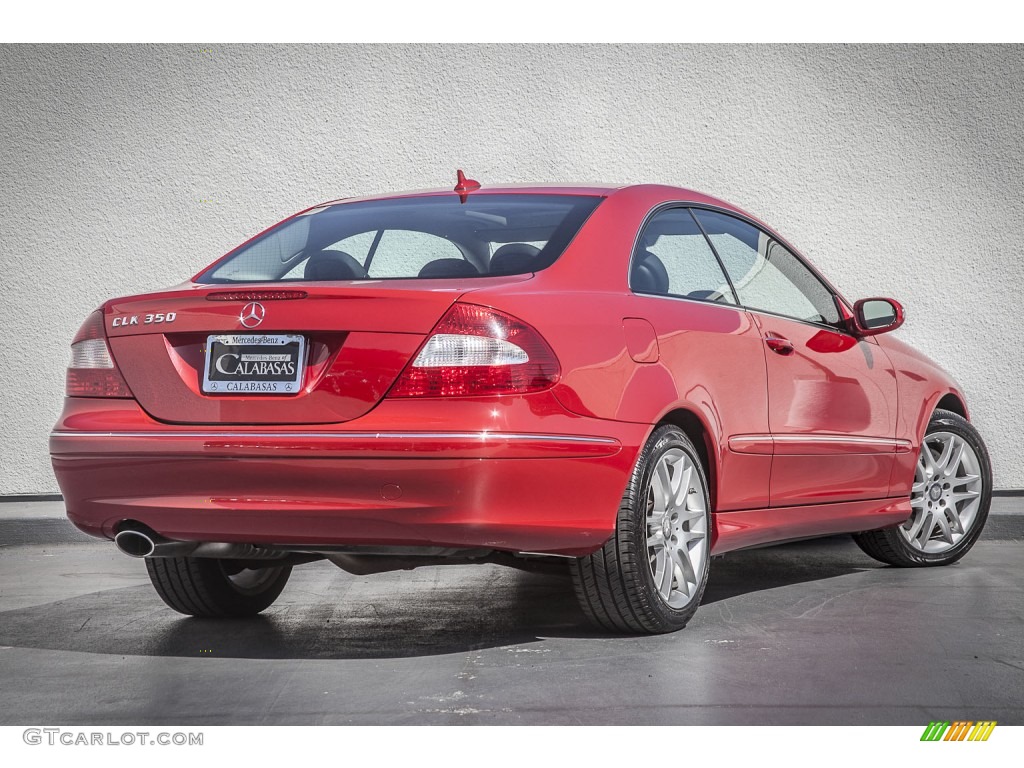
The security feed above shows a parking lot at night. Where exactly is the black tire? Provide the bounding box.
[572,425,712,634]
[145,558,292,617]
[853,408,992,567]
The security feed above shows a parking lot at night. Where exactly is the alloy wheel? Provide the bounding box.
[901,431,984,553]
[645,448,709,609]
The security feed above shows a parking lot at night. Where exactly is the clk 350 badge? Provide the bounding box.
[111,312,177,327]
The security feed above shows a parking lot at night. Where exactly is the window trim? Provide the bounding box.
[628,201,853,336]
[629,288,751,316]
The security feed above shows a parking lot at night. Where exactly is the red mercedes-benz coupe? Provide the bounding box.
[50,176,993,633]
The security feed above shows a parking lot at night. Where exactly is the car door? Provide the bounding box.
[692,209,898,507]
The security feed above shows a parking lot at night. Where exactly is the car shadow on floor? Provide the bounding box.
[702,535,881,604]
[0,537,879,660]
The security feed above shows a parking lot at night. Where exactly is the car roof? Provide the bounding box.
[314,183,754,219]
[317,184,620,206]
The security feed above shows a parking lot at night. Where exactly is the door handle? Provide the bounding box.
[764,333,795,355]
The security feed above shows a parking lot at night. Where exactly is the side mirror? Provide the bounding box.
[852,297,905,336]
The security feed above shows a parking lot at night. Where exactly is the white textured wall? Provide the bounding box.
[1,44,1021,493]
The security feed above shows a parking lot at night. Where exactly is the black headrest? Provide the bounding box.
[490,243,541,275]
[631,250,670,295]
[303,250,367,281]
[418,258,480,278]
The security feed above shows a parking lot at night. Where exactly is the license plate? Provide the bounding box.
[202,334,306,395]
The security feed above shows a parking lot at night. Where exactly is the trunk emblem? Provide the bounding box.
[239,302,266,328]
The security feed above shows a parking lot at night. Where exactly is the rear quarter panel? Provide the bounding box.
[467,186,774,511]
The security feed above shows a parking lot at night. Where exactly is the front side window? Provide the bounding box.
[630,208,736,304]
[692,209,840,325]
[198,194,602,283]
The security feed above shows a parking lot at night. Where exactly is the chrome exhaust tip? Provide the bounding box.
[112,521,289,560]
[113,522,197,558]
[114,529,156,558]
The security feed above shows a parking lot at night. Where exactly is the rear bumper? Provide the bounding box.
[50,397,648,555]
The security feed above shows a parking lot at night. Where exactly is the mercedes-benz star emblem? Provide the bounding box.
[239,301,266,328]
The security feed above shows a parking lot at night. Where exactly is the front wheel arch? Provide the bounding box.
[854,407,992,567]
[936,392,968,420]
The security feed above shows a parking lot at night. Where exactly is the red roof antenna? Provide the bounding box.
[454,169,481,203]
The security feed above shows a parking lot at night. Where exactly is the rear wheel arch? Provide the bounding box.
[654,408,718,512]
[572,423,712,632]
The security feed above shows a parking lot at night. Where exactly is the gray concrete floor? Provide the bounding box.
[1,499,1023,725]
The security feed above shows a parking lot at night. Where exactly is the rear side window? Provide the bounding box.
[198,194,602,283]
[692,209,840,325]
[631,208,736,304]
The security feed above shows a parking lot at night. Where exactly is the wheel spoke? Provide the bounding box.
[920,442,939,476]
[950,489,980,504]
[654,460,672,512]
[678,505,705,525]
[651,547,668,595]
[682,531,705,550]
[674,464,693,508]
[904,509,927,542]
[951,473,980,488]
[934,510,954,544]
[913,510,934,548]
[934,436,954,474]
[646,501,660,526]
[659,548,674,597]
[943,439,965,478]
[945,507,965,536]
[671,548,693,597]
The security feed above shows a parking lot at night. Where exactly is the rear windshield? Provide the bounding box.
[197,194,602,283]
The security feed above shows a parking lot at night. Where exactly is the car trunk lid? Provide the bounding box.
[103,279,525,424]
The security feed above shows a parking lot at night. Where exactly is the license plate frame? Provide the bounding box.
[202,333,306,395]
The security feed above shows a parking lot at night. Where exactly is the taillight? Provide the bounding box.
[388,303,560,398]
[65,311,133,398]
